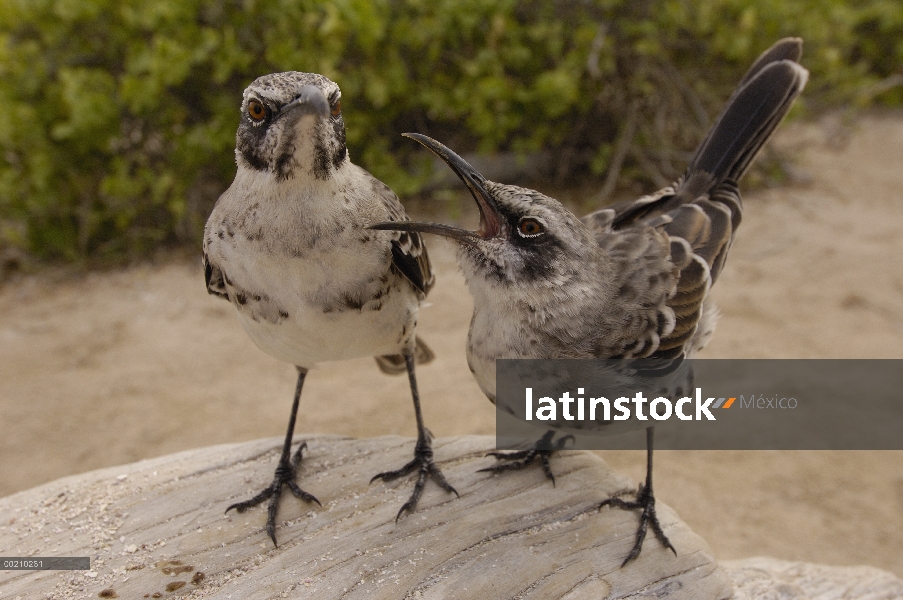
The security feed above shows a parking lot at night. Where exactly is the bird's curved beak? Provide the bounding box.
[369,133,503,243]
[280,84,330,120]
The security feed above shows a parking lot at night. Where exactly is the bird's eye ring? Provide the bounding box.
[331,99,342,118]
[518,217,544,237]
[248,99,266,122]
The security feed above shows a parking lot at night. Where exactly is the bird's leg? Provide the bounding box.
[479,430,574,485]
[371,353,458,521]
[226,367,320,546]
[598,426,676,566]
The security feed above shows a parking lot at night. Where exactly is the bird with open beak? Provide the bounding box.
[370,38,808,565]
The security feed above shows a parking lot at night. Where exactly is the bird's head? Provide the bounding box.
[235,72,346,181]
[371,134,603,297]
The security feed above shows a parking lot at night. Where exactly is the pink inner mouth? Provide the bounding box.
[473,193,502,239]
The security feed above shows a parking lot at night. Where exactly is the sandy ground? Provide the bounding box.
[1,112,902,578]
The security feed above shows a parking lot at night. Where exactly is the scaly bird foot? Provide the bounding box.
[226,442,320,546]
[479,430,574,486]
[371,433,458,522]
[598,483,676,567]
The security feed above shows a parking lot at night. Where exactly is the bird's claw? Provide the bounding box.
[226,442,320,547]
[598,483,676,567]
[479,431,574,486]
[371,436,458,522]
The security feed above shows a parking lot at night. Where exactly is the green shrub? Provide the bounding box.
[0,0,900,262]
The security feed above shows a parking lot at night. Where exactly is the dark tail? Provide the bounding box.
[610,39,808,230]
[681,38,809,197]
[737,37,804,89]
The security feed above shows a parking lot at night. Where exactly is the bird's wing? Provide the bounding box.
[583,210,682,359]
[652,195,733,358]
[581,180,736,361]
[367,173,435,297]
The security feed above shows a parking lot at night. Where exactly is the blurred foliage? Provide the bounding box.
[0,0,901,262]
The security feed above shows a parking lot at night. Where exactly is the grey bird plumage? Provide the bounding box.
[372,38,808,565]
[203,72,454,546]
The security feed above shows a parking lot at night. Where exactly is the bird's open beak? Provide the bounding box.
[368,133,503,243]
[281,84,330,120]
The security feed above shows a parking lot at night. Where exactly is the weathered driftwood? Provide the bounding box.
[724,557,903,600]
[7,435,902,599]
[2,434,732,599]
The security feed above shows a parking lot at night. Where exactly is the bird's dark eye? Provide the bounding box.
[248,100,266,121]
[330,99,342,118]
[518,217,544,237]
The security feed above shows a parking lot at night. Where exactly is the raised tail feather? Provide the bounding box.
[608,39,808,233]
[681,40,809,198]
[736,37,804,92]
[630,39,807,358]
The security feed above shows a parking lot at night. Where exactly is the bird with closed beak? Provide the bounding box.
[203,72,456,546]
[371,38,808,565]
